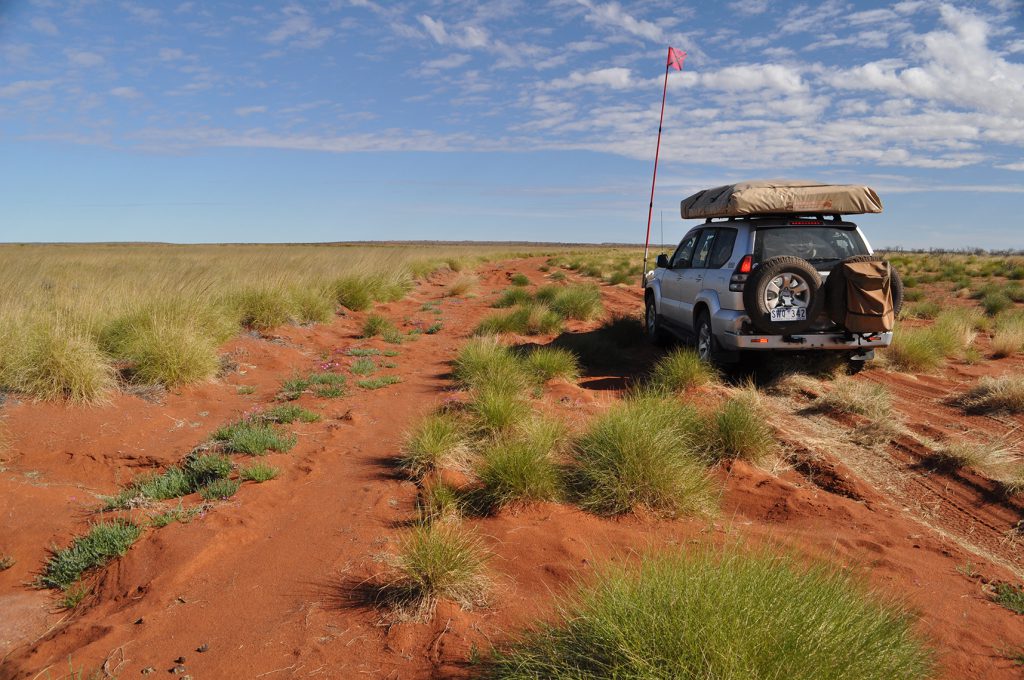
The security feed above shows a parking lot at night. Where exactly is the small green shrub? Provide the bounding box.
[257,404,320,424]
[982,291,1013,316]
[40,520,142,590]
[358,375,401,389]
[648,348,717,391]
[148,503,201,528]
[350,358,376,375]
[334,276,374,311]
[426,321,443,334]
[906,301,940,319]
[886,327,944,372]
[346,347,381,356]
[993,582,1024,615]
[511,273,530,286]
[489,549,934,680]
[199,477,241,500]
[240,461,280,482]
[183,452,234,486]
[572,394,715,516]
[0,555,15,571]
[290,286,335,324]
[2,323,115,402]
[418,482,464,523]
[476,304,563,336]
[212,420,296,455]
[453,336,530,393]
[105,466,192,509]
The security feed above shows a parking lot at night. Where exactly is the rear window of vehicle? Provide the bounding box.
[753,226,868,266]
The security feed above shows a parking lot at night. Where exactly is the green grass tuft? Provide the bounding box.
[362,314,396,338]
[494,287,534,308]
[710,392,779,462]
[470,387,530,433]
[957,375,1024,414]
[511,273,530,286]
[212,420,296,455]
[572,394,716,516]
[476,425,562,510]
[993,582,1024,615]
[401,412,469,477]
[199,477,241,500]
[230,288,293,329]
[648,348,718,391]
[378,524,489,617]
[1,323,115,402]
[489,548,934,680]
[453,336,531,393]
[358,375,402,390]
[547,284,603,321]
[476,303,564,336]
[350,357,377,375]
[257,404,320,423]
[40,520,142,590]
[523,347,580,384]
[240,461,280,482]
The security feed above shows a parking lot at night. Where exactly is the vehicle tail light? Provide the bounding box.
[729,254,754,292]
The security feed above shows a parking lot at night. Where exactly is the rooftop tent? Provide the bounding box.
[681,180,883,219]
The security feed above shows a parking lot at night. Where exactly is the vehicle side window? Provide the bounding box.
[691,230,718,269]
[670,233,699,269]
[707,228,737,269]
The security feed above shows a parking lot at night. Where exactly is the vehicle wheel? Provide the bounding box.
[695,310,718,363]
[824,255,904,327]
[645,295,668,345]
[742,256,823,334]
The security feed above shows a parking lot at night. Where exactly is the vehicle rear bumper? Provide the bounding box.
[718,330,893,351]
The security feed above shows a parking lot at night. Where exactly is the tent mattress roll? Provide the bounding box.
[681,180,883,219]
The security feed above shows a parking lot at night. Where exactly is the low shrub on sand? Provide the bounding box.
[198,477,241,501]
[523,347,579,383]
[40,520,142,590]
[572,394,715,517]
[476,304,563,336]
[488,549,933,680]
[929,441,1010,471]
[453,337,531,393]
[476,419,564,510]
[239,461,280,482]
[212,420,296,455]
[546,284,603,321]
[469,387,530,433]
[813,378,890,421]
[230,287,293,330]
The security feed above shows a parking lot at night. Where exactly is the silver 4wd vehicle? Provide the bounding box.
[643,214,903,368]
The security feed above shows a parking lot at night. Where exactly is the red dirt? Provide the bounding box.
[1,259,1022,679]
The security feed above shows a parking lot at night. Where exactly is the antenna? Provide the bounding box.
[660,210,664,249]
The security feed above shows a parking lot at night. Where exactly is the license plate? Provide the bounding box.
[770,307,806,322]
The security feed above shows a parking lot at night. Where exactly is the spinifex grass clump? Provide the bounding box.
[350,358,377,375]
[887,309,981,372]
[401,412,470,477]
[489,549,934,680]
[212,419,296,455]
[476,304,563,336]
[930,441,1010,471]
[992,312,1024,357]
[377,523,489,618]
[453,336,530,393]
[523,347,579,383]
[470,387,530,433]
[647,347,718,391]
[956,375,1024,414]
[710,391,779,462]
[476,419,563,510]
[40,520,142,590]
[546,284,603,321]
[256,404,320,424]
[494,287,534,308]
[358,375,401,390]
[362,314,396,338]
[289,285,335,324]
[813,378,890,420]
[0,322,115,402]
[230,287,294,330]
[511,273,531,286]
[572,394,716,517]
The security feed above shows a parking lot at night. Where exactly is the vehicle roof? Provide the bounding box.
[694,214,860,228]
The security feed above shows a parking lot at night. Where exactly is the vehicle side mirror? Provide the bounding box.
[656,253,669,268]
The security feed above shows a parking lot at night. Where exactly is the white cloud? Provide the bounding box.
[575,0,666,43]
[122,2,161,24]
[421,53,472,73]
[267,5,332,48]
[704,64,806,93]
[159,48,185,61]
[0,79,57,98]
[549,67,636,89]
[417,15,490,49]
[110,86,141,99]
[998,162,1024,170]
[30,17,59,36]
[66,49,105,67]
[729,0,769,15]
[234,105,267,116]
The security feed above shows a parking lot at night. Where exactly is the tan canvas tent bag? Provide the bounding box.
[842,261,894,333]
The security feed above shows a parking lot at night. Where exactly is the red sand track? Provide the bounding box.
[1,259,1022,679]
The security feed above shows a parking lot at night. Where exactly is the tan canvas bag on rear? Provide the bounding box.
[843,261,894,333]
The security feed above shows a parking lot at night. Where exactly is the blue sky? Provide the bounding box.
[1,0,1022,248]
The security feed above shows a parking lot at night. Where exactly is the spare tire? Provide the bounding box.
[743,256,823,334]
[824,255,903,328]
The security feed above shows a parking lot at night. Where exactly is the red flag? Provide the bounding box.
[667,46,686,71]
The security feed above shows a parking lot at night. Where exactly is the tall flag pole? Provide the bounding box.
[642,46,686,287]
